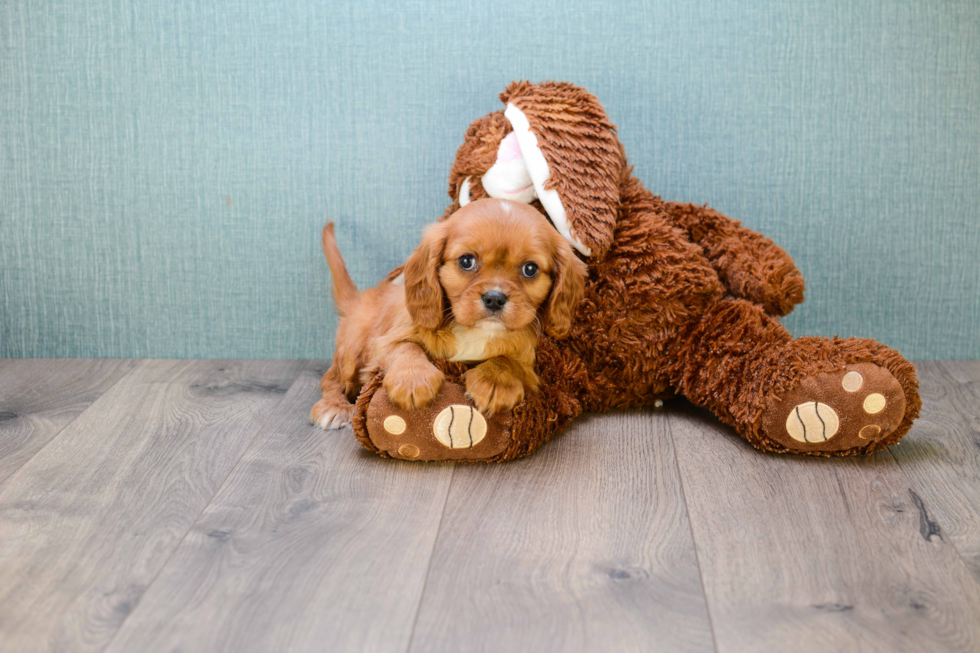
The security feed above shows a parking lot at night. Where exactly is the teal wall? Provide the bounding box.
[2,0,978,360]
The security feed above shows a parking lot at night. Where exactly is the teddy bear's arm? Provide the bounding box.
[664,202,805,316]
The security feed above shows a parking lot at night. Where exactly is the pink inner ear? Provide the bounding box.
[496,131,523,163]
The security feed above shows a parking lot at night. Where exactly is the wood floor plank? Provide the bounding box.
[104,362,455,653]
[669,401,980,653]
[408,409,715,653]
[0,359,137,485]
[890,361,980,583]
[0,358,305,653]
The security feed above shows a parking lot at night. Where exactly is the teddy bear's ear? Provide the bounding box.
[444,112,509,220]
[499,81,623,260]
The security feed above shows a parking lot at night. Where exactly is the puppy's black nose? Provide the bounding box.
[481,290,508,312]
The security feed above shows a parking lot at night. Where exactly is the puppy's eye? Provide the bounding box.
[521,262,539,278]
[458,255,477,271]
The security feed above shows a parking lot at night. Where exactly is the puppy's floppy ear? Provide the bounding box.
[542,234,587,339]
[404,222,449,330]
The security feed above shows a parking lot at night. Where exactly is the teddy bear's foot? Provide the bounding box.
[762,362,907,454]
[360,380,515,461]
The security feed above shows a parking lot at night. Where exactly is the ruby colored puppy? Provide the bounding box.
[311,198,586,429]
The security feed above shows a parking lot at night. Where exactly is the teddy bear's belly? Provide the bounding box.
[565,212,726,408]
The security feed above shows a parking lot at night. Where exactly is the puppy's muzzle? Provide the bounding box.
[481,290,508,312]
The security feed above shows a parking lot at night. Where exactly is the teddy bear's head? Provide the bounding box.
[445,81,626,261]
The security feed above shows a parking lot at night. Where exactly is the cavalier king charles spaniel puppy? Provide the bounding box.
[311,198,587,429]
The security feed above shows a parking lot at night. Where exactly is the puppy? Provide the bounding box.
[311,198,587,429]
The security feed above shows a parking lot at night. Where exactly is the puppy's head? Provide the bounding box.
[404,198,586,338]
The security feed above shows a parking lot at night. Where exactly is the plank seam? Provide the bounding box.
[404,462,456,653]
[666,408,722,653]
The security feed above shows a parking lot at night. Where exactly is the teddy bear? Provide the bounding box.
[346,80,920,462]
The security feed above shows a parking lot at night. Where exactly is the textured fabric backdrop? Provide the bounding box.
[1,0,978,359]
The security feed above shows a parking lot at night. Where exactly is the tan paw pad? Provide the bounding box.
[863,393,886,414]
[858,424,881,439]
[397,443,420,459]
[383,415,406,435]
[785,401,840,443]
[841,371,864,392]
[433,405,487,448]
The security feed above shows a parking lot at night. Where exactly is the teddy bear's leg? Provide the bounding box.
[667,298,921,455]
[350,339,589,462]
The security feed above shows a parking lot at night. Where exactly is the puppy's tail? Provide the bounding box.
[321,222,358,316]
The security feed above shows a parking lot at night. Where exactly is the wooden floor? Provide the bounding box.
[0,360,978,652]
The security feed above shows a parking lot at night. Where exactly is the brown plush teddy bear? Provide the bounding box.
[347,80,920,462]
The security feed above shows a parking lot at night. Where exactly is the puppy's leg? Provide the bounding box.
[311,362,356,429]
[383,342,445,410]
[465,356,539,415]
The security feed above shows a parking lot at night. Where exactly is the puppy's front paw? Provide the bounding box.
[384,364,445,410]
[464,365,525,416]
[311,399,355,430]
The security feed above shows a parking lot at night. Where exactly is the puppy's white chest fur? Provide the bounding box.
[449,324,501,362]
